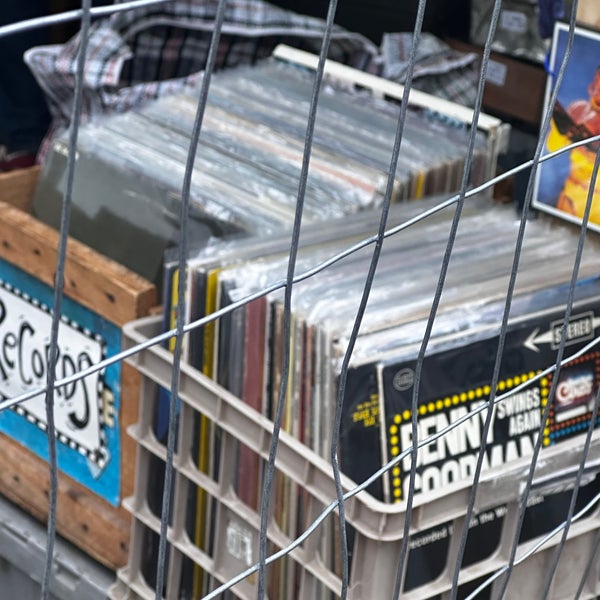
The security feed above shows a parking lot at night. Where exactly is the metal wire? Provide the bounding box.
[401,0,502,595]
[575,528,600,599]
[447,3,504,595]
[331,1,427,597]
[0,0,169,38]
[540,129,600,599]
[155,0,228,597]
[453,6,583,598]
[39,2,91,598]
[495,5,582,596]
[254,0,341,595]
[465,489,600,600]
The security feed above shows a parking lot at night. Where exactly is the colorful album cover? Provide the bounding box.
[379,299,600,505]
[533,23,600,229]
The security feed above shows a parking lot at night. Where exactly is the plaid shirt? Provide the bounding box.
[25,0,378,128]
[375,33,480,108]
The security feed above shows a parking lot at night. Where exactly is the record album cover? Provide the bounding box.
[533,23,600,229]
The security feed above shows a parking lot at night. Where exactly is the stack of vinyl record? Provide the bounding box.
[33,58,489,285]
[165,195,600,596]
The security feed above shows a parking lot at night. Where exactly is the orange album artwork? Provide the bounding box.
[534,23,600,229]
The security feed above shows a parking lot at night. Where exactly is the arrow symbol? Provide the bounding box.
[524,313,600,353]
[524,327,554,353]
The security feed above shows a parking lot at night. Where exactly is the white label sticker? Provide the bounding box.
[486,60,508,87]
[0,282,106,466]
[500,9,529,34]
[226,520,254,566]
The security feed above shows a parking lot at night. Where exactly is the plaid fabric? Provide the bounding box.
[25,1,482,157]
[25,0,377,129]
[373,33,480,108]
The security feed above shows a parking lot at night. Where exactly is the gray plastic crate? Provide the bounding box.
[0,494,114,600]
[110,316,600,599]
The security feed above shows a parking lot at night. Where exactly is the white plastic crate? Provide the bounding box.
[110,316,600,599]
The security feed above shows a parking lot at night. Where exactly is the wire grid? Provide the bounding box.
[2,0,600,599]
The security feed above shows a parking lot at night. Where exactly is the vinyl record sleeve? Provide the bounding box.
[532,23,600,230]
[378,279,600,504]
[237,296,268,510]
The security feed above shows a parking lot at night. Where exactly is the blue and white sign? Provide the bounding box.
[0,260,121,506]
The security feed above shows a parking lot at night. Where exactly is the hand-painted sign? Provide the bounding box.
[0,260,121,505]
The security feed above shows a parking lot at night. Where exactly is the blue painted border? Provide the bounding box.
[0,259,121,506]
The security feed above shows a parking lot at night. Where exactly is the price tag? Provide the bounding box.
[500,9,528,34]
[486,60,508,87]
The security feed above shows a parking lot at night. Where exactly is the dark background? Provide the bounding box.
[268,0,471,43]
[52,1,472,44]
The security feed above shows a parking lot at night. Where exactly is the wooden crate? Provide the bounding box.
[0,166,41,212]
[0,171,156,570]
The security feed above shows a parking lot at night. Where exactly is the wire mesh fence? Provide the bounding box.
[2,0,600,599]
